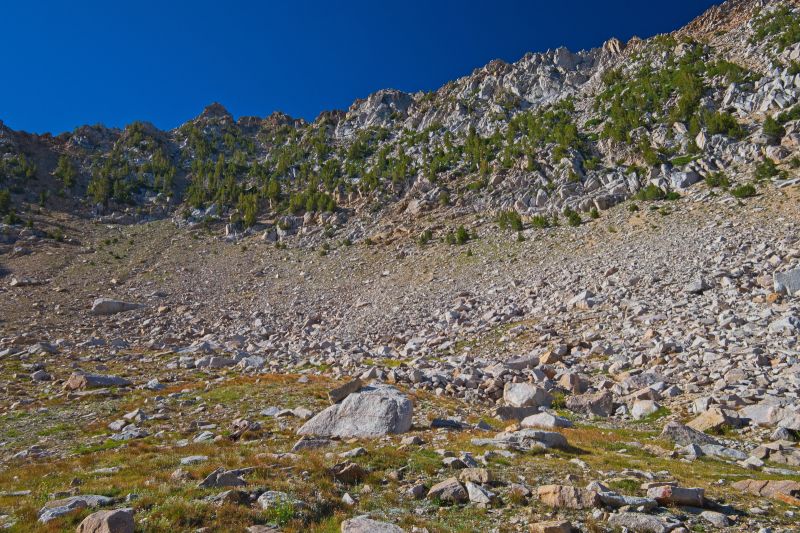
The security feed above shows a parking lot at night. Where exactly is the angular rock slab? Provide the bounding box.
[298,384,412,438]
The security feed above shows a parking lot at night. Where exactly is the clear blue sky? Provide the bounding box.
[2,0,720,135]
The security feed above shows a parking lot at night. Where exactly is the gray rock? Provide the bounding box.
[297,384,412,438]
[631,400,660,420]
[520,412,573,429]
[503,382,552,408]
[684,276,712,294]
[465,481,495,504]
[76,508,134,533]
[660,422,720,446]
[775,267,800,296]
[197,468,247,488]
[474,429,568,451]
[257,491,305,512]
[700,510,732,528]
[90,298,143,316]
[340,515,404,533]
[566,391,614,417]
[427,477,468,504]
[38,495,114,523]
[328,378,363,404]
[607,512,679,533]
[64,372,132,391]
[769,315,800,334]
[494,405,540,421]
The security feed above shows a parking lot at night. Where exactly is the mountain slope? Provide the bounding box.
[1,0,798,247]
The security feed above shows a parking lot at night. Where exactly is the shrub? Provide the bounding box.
[0,189,10,214]
[466,179,487,192]
[731,183,756,198]
[418,229,432,245]
[53,154,77,189]
[237,193,258,228]
[497,210,523,231]
[446,226,471,245]
[754,158,779,181]
[639,140,662,167]
[751,5,800,52]
[563,207,582,227]
[705,172,730,188]
[438,191,450,206]
[778,104,800,124]
[455,225,470,244]
[628,203,639,212]
[634,184,667,201]
[589,207,600,219]
[763,116,785,141]
[704,110,745,139]
[530,215,550,229]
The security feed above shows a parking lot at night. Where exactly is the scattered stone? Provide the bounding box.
[90,298,143,316]
[197,468,247,489]
[521,412,573,429]
[647,485,704,507]
[528,521,572,533]
[607,512,678,533]
[64,372,132,391]
[340,515,404,533]
[427,477,468,504]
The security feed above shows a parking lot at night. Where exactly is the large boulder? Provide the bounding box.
[503,383,552,408]
[565,391,614,417]
[297,384,412,438]
[90,298,143,316]
[76,509,134,533]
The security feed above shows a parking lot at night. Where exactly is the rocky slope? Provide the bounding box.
[1,1,800,532]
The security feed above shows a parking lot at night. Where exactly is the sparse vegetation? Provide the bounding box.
[496,210,523,231]
[731,183,757,198]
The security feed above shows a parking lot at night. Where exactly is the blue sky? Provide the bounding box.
[1,0,720,134]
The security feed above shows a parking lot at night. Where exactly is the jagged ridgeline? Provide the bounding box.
[0,0,798,236]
